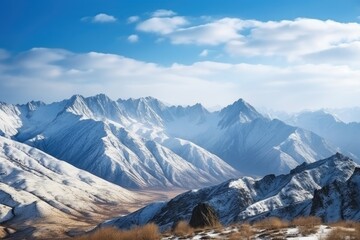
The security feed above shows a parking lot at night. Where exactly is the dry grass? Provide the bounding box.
[326,221,360,240]
[228,232,243,240]
[237,224,254,240]
[330,220,360,229]
[326,227,360,240]
[74,223,160,240]
[253,217,289,230]
[291,216,322,236]
[173,220,194,237]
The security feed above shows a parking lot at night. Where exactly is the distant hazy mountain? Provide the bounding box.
[285,110,360,161]
[105,153,359,230]
[326,107,360,123]
[0,94,336,188]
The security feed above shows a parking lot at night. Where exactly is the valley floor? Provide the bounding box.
[1,188,186,239]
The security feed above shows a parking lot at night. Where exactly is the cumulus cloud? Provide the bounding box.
[152,9,177,17]
[136,16,188,34]
[127,34,139,43]
[82,13,117,23]
[169,18,245,45]
[127,16,140,23]
[136,15,360,63]
[1,48,360,111]
[226,18,360,61]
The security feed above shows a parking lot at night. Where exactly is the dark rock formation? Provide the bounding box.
[189,203,220,228]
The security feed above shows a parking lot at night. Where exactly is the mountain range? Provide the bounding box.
[0,94,359,238]
[284,110,360,161]
[104,153,360,230]
[0,94,338,189]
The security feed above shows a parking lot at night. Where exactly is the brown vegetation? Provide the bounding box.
[74,223,160,240]
[173,220,194,237]
[229,224,254,240]
[291,216,322,235]
[326,221,360,240]
[326,228,360,240]
[253,217,289,230]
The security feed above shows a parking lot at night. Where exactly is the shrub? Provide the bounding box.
[326,227,360,240]
[291,216,322,236]
[238,224,254,240]
[253,217,289,230]
[291,216,322,227]
[330,221,360,229]
[173,220,194,237]
[74,223,160,240]
[136,223,160,240]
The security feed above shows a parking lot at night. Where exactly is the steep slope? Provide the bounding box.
[0,136,148,238]
[166,99,335,176]
[105,153,358,230]
[310,167,360,222]
[0,95,240,189]
[326,107,360,123]
[0,94,339,186]
[285,110,360,161]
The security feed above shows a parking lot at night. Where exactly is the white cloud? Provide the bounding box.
[152,9,177,17]
[1,48,360,111]
[136,16,360,63]
[82,13,117,23]
[136,16,188,34]
[128,34,139,43]
[127,16,140,23]
[199,49,209,57]
[226,18,360,61]
[169,18,245,45]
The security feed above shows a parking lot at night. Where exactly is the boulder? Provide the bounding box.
[189,203,220,228]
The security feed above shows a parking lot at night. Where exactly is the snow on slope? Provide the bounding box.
[0,135,138,225]
[285,110,360,162]
[0,95,240,189]
[165,99,335,176]
[0,94,340,187]
[105,153,358,230]
[310,167,360,222]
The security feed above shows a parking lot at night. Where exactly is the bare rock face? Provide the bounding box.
[189,203,220,228]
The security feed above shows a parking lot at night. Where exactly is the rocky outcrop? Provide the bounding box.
[310,167,360,222]
[189,203,220,228]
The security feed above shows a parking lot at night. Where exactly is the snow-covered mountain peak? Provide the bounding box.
[90,93,113,103]
[290,152,353,174]
[117,97,166,125]
[218,98,263,128]
[187,103,209,114]
[62,94,93,118]
[293,110,343,124]
[23,100,46,111]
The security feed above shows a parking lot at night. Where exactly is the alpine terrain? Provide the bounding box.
[0,94,337,189]
[0,136,155,238]
[105,153,360,230]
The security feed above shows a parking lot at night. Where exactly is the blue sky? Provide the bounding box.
[1,0,360,111]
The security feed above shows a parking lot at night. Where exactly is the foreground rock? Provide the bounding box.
[189,203,220,228]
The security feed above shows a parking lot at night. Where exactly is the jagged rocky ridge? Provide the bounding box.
[104,153,359,230]
[0,94,336,188]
